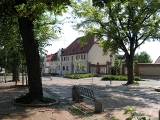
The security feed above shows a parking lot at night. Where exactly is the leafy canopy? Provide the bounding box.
[134,51,153,63]
[71,0,160,84]
[71,0,160,55]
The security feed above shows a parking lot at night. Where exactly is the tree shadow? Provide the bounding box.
[43,80,160,119]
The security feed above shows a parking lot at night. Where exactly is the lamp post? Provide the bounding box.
[110,54,113,85]
[4,50,8,83]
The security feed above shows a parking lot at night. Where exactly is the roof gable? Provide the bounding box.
[51,52,58,61]
[155,56,160,63]
[61,36,95,56]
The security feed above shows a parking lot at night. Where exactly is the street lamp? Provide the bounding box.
[109,54,113,85]
[4,50,8,83]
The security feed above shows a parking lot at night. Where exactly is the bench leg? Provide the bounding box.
[94,99,104,113]
[76,95,83,102]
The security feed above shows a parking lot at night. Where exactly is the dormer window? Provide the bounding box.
[81,47,85,50]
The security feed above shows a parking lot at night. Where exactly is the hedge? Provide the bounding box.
[102,75,142,81]
[64,73,98,79]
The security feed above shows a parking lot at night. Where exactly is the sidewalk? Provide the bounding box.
[0,78,159,120]
[42,76,160,120]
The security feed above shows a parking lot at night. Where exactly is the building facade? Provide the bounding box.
[61,36,115,74]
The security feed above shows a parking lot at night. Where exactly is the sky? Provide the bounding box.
[45,22,160,63]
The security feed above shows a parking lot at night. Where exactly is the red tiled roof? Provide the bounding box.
[46,54,53,62]
[61,36,95,56]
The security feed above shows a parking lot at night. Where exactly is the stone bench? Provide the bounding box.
[72,85,104,113]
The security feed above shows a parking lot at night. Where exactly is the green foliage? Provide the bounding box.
[64,73,98,79]
[71,0,160,84]
[110,106,152,120]
[134,51,153,63]
[74,59,85,73]
[74,59,84,69]
[14,1,69,20]
[113,58,122,74]
[102,75,142,81]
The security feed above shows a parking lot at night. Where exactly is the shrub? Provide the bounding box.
[64,73,98,79]
[102,75,142,81]
[110,106,151,120]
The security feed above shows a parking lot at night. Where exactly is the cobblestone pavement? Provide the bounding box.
[0,82,82,120]
[42,76,160,120]
[0,77,159,120]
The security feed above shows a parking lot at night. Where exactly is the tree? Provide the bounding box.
[74,59,84,73]
[71,0,160,84]
[0,12,22,82]
[0,0,70,100]
[113,58,122,75]
[134,51,152,63]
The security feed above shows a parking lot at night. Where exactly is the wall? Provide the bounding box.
[88,61,112,74]
[88,44,114,64]
[122,62,160,76]
[135,63,160,76]
[61,54,88,74]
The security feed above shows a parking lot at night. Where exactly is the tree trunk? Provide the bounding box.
[12,61,19,81]
[18,17,43,100]
[125,54,134,84]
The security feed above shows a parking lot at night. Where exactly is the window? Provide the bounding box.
[58,65,60,70]
[62,57,63,61]
[79,55,80,59]
[64,57,65,61]
[68,56,69,61]
[81,55,83,60]
[72,56,73,60]
[63,66,65,70]
[76,55,78,59]
[84,54,85,59]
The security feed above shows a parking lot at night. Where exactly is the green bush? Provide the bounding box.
[102,75,142,81]
[64,73,98,79]
[110,106,151,120]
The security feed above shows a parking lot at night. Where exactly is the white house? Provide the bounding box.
[57,48,65,75]
[43,48,65,74]
[61,36,115,74]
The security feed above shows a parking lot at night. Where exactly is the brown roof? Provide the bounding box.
[61,36,95,56]
[51,52,58,61]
